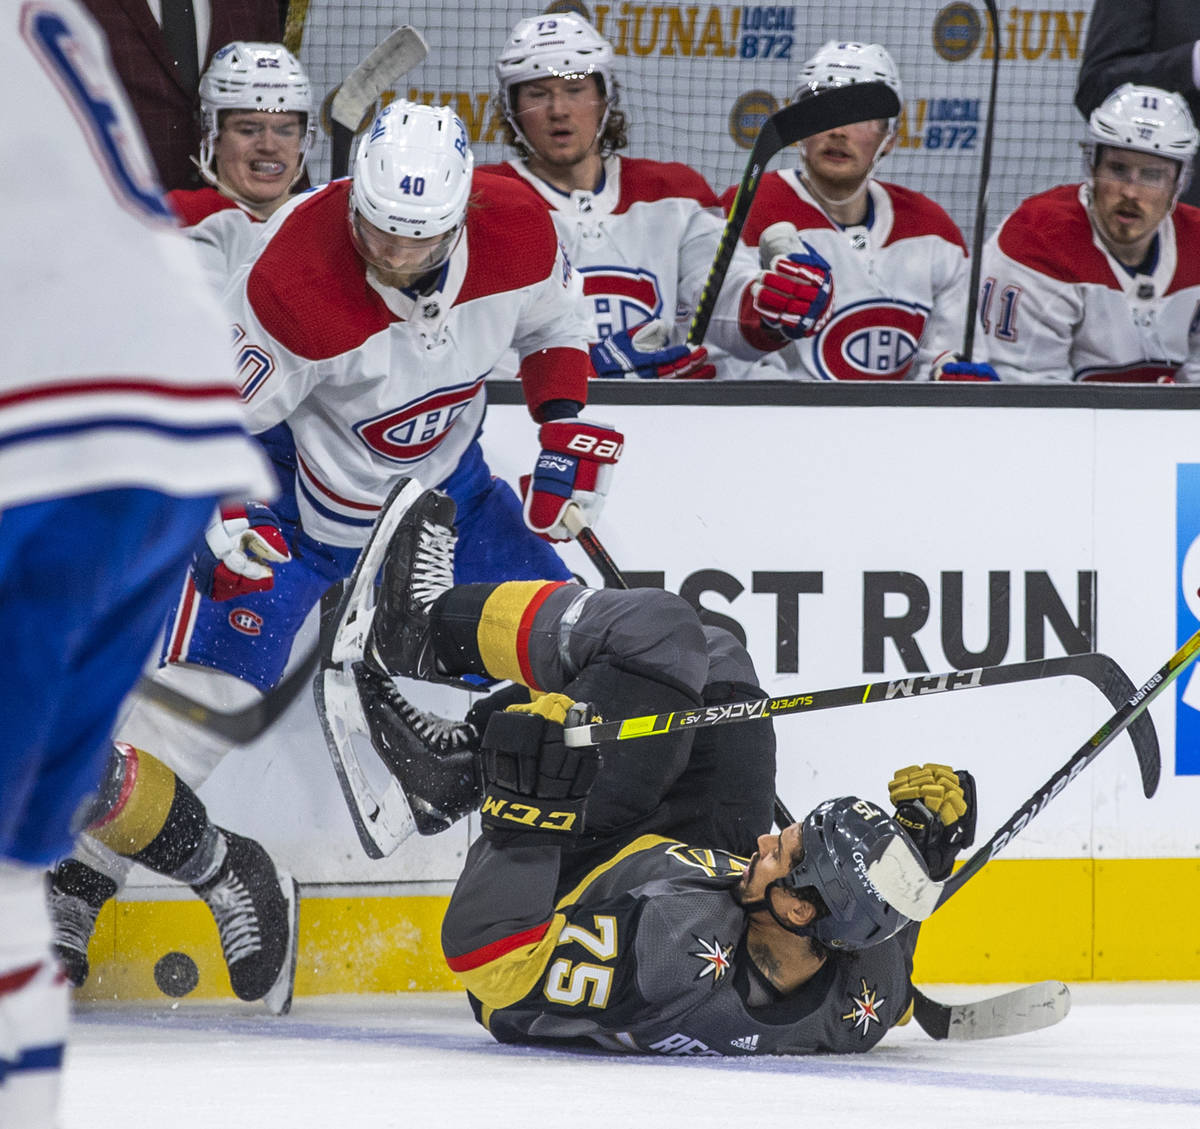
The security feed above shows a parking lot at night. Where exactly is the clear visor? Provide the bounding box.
[349,209,462,278]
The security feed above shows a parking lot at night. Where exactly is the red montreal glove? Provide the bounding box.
[191,502,291,601]
[520,418,624,542]
[747,241,835,340]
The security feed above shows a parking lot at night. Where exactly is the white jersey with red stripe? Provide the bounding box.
[723,171,971,380]
[2,0,274,511]
[480,155,769,362]
[222,174,593,548]
[979,184,1200,382]
[167,186,265,289]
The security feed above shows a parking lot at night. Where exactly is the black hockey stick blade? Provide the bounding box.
[874,626,1200,922]
[134,633,322,744]
[687,80,900,346]
[912,982,1070,1041]
[329,25,429,178]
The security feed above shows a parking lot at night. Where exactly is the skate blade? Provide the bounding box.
[262,871,300,1016]
[314,663,418,859]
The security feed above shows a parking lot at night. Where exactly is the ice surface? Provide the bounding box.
[64,983,1200,1128]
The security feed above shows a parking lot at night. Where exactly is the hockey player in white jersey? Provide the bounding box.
[2,2,276,1124]
[48,100,614,996]
[484,13,832,380]
[724,41,995,381]
[168,41,315,284]
[46,47,317,1020]
[979,83,1200,382]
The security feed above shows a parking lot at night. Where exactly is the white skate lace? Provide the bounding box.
[50,890,102,954]
[393,694,475,752]
[410,520,456,609]
[202,873,262,963]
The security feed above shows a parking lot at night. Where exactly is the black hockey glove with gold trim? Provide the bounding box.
[480,694,601,847]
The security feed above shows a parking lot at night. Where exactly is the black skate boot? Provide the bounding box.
[47,860,119,987]
[364,488,458,681]
[191,830,299,1015]
[353,662,481,835]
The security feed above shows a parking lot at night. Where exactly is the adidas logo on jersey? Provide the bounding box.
[730,1034,759,1052]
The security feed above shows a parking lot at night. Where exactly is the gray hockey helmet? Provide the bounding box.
[776,795,927,951]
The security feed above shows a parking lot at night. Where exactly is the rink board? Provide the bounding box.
[76,856,1200,1003]
[94,384,1200,1000]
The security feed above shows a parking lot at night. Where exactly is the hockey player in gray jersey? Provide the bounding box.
[350,485,977,1056]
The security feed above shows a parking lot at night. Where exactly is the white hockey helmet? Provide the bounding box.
[793,41,903,133]
[198,41,315,189]
[349,101,474,273]
[495,13,615,152]
[1086,83,1198,199]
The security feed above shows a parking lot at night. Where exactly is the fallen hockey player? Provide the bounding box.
[320,481,1069,1054]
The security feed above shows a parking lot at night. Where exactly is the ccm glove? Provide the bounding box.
[931,352,1000,382]
[191,503,291,601]
[746,242,835,340]
[521,418,624,541]
[590,319,715,380]
[480,693,602,847]
[888,763,977,881]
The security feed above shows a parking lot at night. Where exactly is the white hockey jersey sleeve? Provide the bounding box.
[977,233,1078,382]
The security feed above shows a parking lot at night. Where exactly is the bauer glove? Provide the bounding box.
[521,417,623,542]
[888,763,977,881]
[191,502,291,601]
[480,694,601,847]
[590,319,715,380]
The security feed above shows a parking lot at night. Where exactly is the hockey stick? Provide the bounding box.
[961,0,1000,360]
[329,26,429,178]
[134,632,322,744]
[911,981,1070,1041]
[687,80,900,347]
[563,651,1160,796]
[562,504,626,590]
[559,509,1156,814]
[871,626,1200,925]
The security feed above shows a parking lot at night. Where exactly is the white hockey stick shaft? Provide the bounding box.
[330,26,429,178]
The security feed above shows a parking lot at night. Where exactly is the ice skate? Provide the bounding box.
[192,830,298,1014]
[47,860,118,987]
[354,661,480,835]
[363,486,458,681]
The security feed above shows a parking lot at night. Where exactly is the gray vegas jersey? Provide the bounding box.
[442,833,917,1056]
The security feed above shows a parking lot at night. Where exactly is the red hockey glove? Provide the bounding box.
[191,502,291,601]
[931,352,1000,381]
[747,242,835,340]
[521,418,624,542]
[590,318,715,380]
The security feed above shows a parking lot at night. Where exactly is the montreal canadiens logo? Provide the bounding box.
[228,607,263,635]
[813,299,929,380]
[355,377,484,465]
[583,266,663,339]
